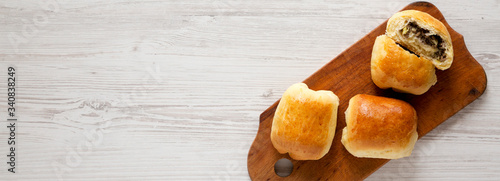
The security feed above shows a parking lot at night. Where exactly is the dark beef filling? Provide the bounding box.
[400,22,447,61]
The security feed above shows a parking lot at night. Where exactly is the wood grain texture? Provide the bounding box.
[248,2,486,180]
[0,0,499,180]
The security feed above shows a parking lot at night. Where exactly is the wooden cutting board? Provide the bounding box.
[247,1,487,180]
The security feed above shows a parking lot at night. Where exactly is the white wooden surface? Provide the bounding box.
[1,0,499,180]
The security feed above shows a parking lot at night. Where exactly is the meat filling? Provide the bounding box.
[400,21,447,61]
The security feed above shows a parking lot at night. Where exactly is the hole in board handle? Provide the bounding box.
[274,158,293,177]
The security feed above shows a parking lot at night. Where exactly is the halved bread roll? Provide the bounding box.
[271,83,339,160]
[371,35,437,95]
[386,10,453,70]
[341,94,418,159]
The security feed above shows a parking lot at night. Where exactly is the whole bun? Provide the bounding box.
[271,83,339,160]
[341,94,418,159]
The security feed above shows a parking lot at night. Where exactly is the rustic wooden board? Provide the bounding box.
[247,1,487,180]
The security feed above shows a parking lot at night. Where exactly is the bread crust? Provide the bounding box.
[271,83,339,160]
[386,10,453,70]
[371,35,437,95]
[341,94,418,159]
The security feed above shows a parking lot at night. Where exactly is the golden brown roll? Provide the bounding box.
[371,35,437,95]
[341,94,418,159]
[386,10,453,70]
[271,83,339,160]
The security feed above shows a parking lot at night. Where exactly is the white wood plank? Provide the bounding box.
[0,0,499,180]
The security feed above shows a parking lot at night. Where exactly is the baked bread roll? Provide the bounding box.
[271,83,339,160]
[371,35,437,95]
[341,94,418,159]
[386,10,453,70]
